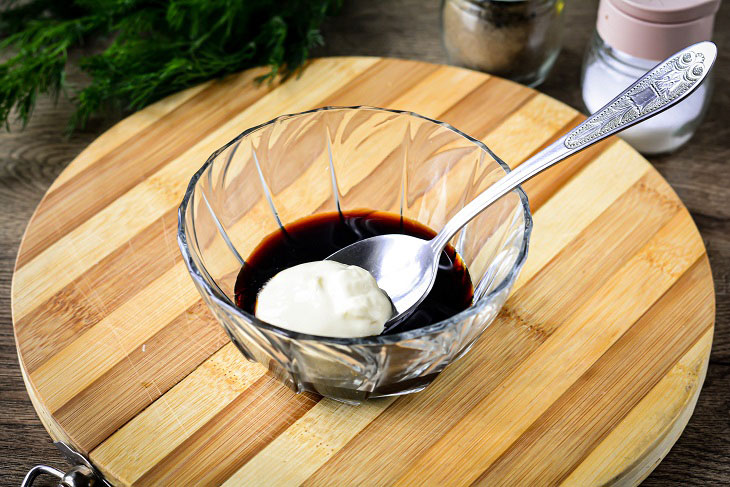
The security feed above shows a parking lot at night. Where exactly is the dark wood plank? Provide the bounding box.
[1,0,728,485]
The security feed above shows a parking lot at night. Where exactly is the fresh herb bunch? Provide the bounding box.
[0,0,342,132]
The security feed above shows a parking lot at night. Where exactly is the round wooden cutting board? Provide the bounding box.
[12,57,715,486]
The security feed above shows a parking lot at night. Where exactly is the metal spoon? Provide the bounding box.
[327,41,717,332]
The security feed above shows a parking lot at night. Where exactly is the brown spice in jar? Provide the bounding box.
[442,0,563,85]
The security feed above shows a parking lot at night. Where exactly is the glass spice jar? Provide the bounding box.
[581,0,719,155]
[441,0,565,87]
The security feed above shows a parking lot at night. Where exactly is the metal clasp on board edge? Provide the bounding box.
[20,442,111,487]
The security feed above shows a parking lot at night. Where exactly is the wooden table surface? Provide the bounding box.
[1,1,727,485]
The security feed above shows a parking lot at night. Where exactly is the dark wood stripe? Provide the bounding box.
[53,300,229,451]
[303,170,679,486]
[521,116,618,213]
[319,58,439,106]
[438,76,536,138]
[135,374,319,486]
[472,257,713,486]
[16,67,273,269]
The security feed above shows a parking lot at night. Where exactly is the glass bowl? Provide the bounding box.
[178,106,531,403]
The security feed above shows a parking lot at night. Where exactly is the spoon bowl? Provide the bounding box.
[327,234,438,320]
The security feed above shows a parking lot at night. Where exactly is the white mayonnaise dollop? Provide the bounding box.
[255,261,393,338]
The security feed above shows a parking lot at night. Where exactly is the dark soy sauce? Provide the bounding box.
[234,210,474,335]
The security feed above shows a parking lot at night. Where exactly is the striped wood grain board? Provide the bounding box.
[12,57,714,486]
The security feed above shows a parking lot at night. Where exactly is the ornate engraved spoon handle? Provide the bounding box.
[432,41,716,250]
[565,41,717,149]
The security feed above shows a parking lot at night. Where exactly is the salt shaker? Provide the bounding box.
[581,0,719,155]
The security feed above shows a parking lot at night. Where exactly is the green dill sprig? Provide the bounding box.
[0,0,341,132]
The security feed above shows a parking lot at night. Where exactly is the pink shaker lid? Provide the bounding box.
[597,0,720,60]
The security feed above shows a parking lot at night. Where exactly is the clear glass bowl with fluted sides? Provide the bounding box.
[178,106,531,403]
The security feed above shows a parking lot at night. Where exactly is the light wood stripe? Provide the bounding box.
[482,93,577,165]
[19,365,74,448]
[438,77,534,138]
[222,398,396,487]
[521,117,617,212]
[318,57,440,107]
[515,141,651,288]
[387,65,488,114]
[561,326,713,487]
[394,209,705,486]
[12,58,713,486]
